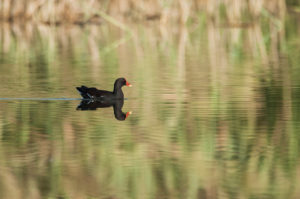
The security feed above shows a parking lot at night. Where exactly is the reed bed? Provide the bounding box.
[0,1,299,198]
[0,12,300,198]
[0,0,296,24]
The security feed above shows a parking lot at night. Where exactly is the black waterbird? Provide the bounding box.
[76,78,132,121]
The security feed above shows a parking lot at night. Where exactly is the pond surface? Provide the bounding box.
[0,16,300,199]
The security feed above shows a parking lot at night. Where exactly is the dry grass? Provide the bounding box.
[0,0,291,24]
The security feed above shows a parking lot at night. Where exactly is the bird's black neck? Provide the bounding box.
[113,87,124,99]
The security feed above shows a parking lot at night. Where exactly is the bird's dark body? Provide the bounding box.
[76,78,131,121]
[76,86,120,100]
[76,78,128,100]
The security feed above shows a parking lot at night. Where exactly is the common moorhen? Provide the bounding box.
[76,78,132,100]
[76,78,132,120]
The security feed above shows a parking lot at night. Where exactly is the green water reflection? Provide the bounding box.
[0,14,300,199]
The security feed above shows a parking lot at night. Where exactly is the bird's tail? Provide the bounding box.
[76,86,90,99]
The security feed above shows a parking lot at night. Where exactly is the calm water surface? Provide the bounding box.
[0,17,300,199]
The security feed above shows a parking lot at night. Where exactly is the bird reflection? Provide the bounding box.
[76,98,131,121]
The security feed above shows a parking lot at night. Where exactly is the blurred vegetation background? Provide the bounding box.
[0,0,299,24]
[0,0,300,199]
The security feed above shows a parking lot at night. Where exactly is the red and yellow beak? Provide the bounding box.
[126,111,132,119]
[126,81,132,87]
